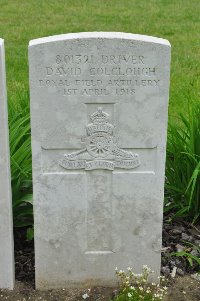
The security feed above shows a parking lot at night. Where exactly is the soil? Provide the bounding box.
[165,277,200,301]
[0,215,199,300]
[14,228,34,285]
[0,277,199,301]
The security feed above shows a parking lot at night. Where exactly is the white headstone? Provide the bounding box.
[29,32,171,289]
[0,38,14,289]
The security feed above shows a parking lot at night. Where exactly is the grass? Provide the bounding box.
[8,91,33,235]
[0,0,199,116]
[165,94,200,223]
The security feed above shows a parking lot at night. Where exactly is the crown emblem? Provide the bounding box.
[87,107,114,135]
[90,107,109,124]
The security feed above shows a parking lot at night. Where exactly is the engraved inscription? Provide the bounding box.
[38,52,161,96]
[59,107,141,170]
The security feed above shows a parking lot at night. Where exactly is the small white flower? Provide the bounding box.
[143,265,151,272]
[115,267,118,271]
[127,267,132,271]
[82,293,89,299]
[127,292,132,298]
[130,286,135,290]
[158,275,165,282]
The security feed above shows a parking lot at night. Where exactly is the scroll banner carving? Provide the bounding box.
[59,107,141,171]
[60,158,140,171]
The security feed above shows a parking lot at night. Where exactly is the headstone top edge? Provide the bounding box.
[29,32,171,48]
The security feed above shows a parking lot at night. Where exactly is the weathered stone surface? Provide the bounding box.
[0,38,14,289]
[29,32,171,289]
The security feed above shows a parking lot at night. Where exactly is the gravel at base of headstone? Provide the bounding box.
[161,214,200,277]
[0,38,15,289]
[29,32,171,289]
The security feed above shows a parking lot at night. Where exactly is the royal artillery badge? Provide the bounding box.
[60,107,141,170]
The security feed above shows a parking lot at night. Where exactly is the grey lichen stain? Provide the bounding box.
[49,238,62,249]
[145,137,154,148]
[133,225,146,237]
